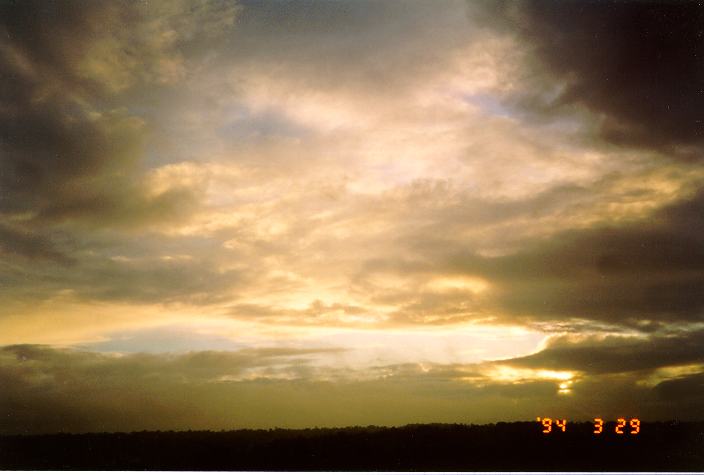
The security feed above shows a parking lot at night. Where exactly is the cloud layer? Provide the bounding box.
[2,343,702,434]
[478,0,704,155]
[1,0,703,430]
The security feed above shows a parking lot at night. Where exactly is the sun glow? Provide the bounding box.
[426,276,491,294]
[487,365,576,384]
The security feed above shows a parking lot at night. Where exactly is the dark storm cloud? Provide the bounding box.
[474,0,704,154]
[444,187,704,329]
[653,371,704,404]
[0,1,200,229]
[0,0,110,95]
[0,100,198,228]
[502,329,704,375]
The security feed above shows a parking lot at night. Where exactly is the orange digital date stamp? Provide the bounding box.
[536,417,641,435]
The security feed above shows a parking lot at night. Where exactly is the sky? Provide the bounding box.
[1,0,704,434]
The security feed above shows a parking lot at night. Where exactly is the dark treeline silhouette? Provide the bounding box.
[1,421,703,470]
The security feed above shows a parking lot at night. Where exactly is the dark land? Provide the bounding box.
[1,421,703,471]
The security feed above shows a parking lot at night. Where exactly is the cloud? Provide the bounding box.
[653,371,704,408]
[436,187,704,330]
[0,1,238,231]
[501,330,704,375]
[1,3,704,434]
[0,0,238,94]
[5,0,697,330]
[228,301,374,326]
[472,0,704,155]
[2,344,703,434]
[0,223,75,265]
[0,344,344,434]
[0,236,247,313]
[227,0,473,95]
[0,1,244,314]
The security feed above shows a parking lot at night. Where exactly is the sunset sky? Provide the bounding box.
[1,0,704,434]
